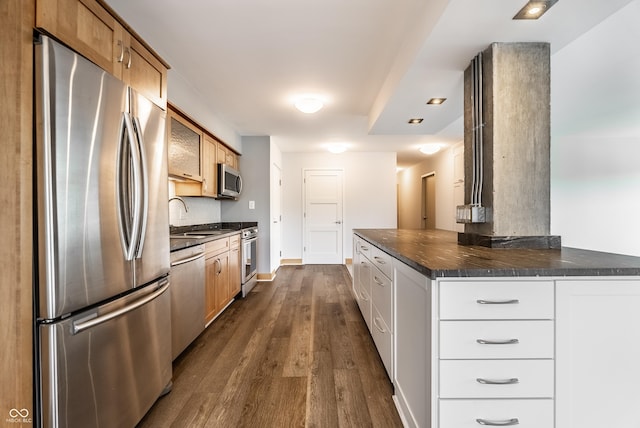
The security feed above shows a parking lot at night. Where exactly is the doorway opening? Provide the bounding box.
[421,173,436,229]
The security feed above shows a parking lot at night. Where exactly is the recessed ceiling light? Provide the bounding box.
[408,118,423,124]
[427,98,447,105]
[294,97,323,114]
[513,0,558,20]
[419,143,442,155]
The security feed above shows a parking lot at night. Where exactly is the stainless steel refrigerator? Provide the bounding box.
[34,34,171,427]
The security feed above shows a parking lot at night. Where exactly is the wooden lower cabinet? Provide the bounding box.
[229,235,241,296]
[204,234,241,324]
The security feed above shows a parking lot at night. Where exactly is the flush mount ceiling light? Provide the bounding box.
[427,98,447,105]
[327,143,348,154]
[294,96,323,114]
[408,118,423,124]
[419,143,442,155]
[513,0,558,20]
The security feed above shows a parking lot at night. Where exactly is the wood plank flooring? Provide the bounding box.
[137,265,403,427]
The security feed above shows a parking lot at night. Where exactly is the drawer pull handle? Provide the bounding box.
[374,256,386,264]
[360,292,369,302]
[373,317,386,333]
[476,418,519,426]
[373,276,384,286]
[476,338,519,345]
[477,299,519,305]
[476,377,519,385]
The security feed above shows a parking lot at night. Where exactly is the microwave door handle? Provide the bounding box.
[132,116,148,258]
[236,175,243,194]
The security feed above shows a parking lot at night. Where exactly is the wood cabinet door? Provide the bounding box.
[168,109,203,181]
[213,252,230,313]
[229,245,241,297]
[205,255,218,323]
[36,0,121,76]
[121,33,167,109]
[201,135,217,197]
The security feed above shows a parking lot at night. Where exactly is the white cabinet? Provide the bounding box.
[353,233,640,428]
[352,234,394,380]
[556,279,640,428]
[439,399,554,428]
[393,259,433,428]
[438,279,554,428]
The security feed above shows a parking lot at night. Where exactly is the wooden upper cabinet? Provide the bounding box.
[120,32,168,108]
[35,0,168,108]
[174,133,218,197]
[217,143,238,170]
[168,108,203,182]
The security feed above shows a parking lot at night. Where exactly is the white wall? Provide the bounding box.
[550,0,640,256]
[397,144,460,231]
[221,136,271,275]
[281,151,397,261]
[168,181,221,227]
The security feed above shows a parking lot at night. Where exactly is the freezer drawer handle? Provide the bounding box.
[72,281,169,334]
[476,418,519,426]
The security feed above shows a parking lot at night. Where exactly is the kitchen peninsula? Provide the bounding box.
[353,228,640,428]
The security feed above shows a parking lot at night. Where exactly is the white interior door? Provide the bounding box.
[270,163,282,272]
[303,169,343,264]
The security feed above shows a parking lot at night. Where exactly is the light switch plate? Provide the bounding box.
[249,200,255,209]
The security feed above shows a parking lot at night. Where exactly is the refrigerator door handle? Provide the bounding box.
[125,112,144,261]
[117,113,135,260]
[132,116,149,259]
[72,280,169,334]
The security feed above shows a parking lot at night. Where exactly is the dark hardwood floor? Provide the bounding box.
[137,265,403,427]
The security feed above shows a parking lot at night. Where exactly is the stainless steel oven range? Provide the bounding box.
[241,227,258,296]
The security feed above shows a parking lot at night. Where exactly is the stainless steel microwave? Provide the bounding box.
[218,163,242,199]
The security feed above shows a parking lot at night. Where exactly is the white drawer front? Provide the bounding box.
[440,360,554,398]
[371,266,393,330]
[440,280,554,320]
[357,239,373,261]
[356,287,371,331]
[371,305,393,380]
[440,320,554,359]
[439,399,554,428]
[371,246,393,279]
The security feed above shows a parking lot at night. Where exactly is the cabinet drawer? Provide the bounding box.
[371,246,393,279]
[440,320,554,359]
[229,233,240,248]
[356,238,373,260]
[371,266,393,330]
[356,287,371,332]
[440,360,554,398]
[371,305,392,380]
[439,280,554,320]
[205,237,230,256]
[439,399,553,428]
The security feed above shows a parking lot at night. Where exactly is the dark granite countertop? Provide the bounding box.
[169,222,256,252]
[354,229,640,280]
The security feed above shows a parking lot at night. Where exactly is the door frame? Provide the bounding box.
[421,172,436,230]
[302,168,344,264]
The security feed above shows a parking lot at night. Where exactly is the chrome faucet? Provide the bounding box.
[168,196,188,212]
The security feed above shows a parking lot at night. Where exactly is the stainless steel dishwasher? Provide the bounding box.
[170,244,205,360]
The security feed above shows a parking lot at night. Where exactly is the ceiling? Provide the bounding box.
[106,0,634,168]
